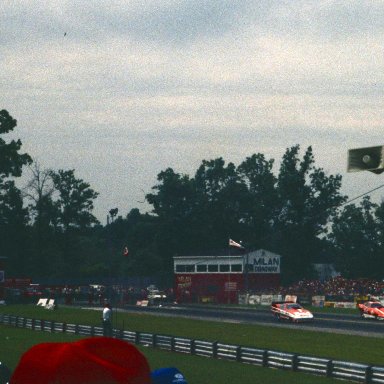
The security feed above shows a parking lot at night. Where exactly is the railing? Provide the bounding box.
[1,313,383,383]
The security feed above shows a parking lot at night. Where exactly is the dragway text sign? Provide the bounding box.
[249,254,280,273]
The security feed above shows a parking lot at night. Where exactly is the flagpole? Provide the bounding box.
[228,238,246,304]
[228,238,232,304]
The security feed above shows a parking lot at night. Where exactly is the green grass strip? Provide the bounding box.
[1,304,383,366]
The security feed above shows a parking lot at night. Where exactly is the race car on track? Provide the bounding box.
[271,301,314,322]
[358,301,384,320]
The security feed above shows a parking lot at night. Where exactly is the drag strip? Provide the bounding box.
[118,305,384,338]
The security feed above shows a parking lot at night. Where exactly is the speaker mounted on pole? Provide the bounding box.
[347,145,384,174]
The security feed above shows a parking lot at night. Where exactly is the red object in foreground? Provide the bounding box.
[11,337,151,384]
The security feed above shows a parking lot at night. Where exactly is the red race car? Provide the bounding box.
[271,301,314,323]
[358,301,384,320]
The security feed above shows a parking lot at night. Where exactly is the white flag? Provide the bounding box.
[229,239,244,249]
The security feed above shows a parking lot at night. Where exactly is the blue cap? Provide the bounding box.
[151,367,188,384]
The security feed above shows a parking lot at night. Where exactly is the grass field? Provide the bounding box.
[0,304,383,383]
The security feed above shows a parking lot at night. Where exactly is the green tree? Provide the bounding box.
[145,146,347,285]
[0,179,30,275]
[328,197,383,279]
[22,161,59,277]
[24,162,57,227]
[146,168,196,271]
[47,169,99,278]
[194,158,246,249]
[100,209,163,284]
[237,153,277,246]
[0,110,31,275]
[273,145,346,283]
[0,110,32,177]
[51,169,99,231]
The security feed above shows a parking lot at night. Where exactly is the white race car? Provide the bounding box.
[271,301,314,323]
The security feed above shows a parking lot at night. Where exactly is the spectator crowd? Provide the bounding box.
[279,276,384,297]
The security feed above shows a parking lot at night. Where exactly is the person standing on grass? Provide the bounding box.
[102,303,113,337]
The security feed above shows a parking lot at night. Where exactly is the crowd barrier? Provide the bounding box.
[1,313,383,383]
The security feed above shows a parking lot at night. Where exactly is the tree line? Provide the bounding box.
[1,109,383,286]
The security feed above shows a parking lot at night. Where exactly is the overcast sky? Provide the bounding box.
[2,1,384,223]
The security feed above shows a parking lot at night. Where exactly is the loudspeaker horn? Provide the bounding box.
[347,145,384,174]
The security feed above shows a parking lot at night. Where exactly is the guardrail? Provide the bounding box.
[1,313,383,383]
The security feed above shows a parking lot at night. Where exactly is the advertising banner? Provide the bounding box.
[272,294,283,302]
[260,295,273,305]
[176,276,192,289]
[249,254,280,273]
[312,295,325,307]
[248,295,261,305]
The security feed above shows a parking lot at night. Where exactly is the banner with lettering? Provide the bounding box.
[248,251,281,273]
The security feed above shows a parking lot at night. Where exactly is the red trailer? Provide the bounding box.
[174,249,281,304]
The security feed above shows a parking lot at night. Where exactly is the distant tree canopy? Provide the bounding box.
[0,110,32,275]
[328,196,384,279]
[146,145,348,283]
[0,110,32,178]
[51,169,99,231]
[1,109,383,284]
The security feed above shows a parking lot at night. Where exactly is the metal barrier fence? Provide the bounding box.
[1,313,383,383]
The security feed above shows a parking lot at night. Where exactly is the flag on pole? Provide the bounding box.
[229,239,244,249]
[123,246,129,257]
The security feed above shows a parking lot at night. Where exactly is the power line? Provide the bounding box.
[340,183,384,207]
[253,182,384,247]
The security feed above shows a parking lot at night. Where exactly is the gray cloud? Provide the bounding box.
[2,0,384,221]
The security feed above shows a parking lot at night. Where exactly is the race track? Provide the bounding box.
[122,304,384,338]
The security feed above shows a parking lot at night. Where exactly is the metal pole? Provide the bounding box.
[228,241,231,304]
[245,249,249,294]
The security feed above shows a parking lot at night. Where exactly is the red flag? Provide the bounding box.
[123,246,129,256]
[229,239,244,249]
